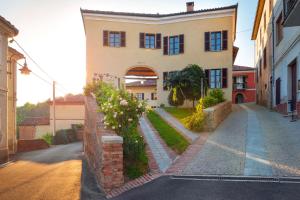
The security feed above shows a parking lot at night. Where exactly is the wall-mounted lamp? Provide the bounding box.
[19,59,31,75]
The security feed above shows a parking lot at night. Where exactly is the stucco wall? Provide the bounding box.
[35,125,51,139]
[84,13,235,106]
[0,32,8,163]
[50,104,85,131]
[126,86,157,107]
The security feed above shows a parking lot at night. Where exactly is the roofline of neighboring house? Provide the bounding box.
[233,65,256,72]
[8,46,24,60]
[0,15,19,37]
[251,0,265,40]
[81,4,238,39]
[48,101,85,106]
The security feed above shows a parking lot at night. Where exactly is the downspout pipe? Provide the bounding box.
[271,7,275,110]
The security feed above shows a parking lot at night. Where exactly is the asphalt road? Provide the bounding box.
[113,176,300,200]
[0,142,83,200]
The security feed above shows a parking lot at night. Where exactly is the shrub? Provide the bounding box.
[209,89,225,103]
[168,88,184,107]
[86,81,146,135]
[202,96,218,108]
[41,133,53,145]
[183,99,206,131]
[53,129,77,145]
[123,126,148,179]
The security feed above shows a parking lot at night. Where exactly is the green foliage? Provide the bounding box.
[53,129,78,145]
[183,99,206,132]
[160,104,165,108]
[147,110,189,154]
[202,89,225,108]
[41,133,53,145]
[202,96,219,108]
[85,81,147,135]
[168,88,184,107]
[123,127,148,179]
[164,107,194,123]
[209,89,225,103]
[167,64,207,107]
[84,80,149,179]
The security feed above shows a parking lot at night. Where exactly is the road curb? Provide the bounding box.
[171,175,300,183]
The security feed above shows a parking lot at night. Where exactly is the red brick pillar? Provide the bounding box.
[100,135,124,192]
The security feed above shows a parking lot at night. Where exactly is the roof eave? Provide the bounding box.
[251,0,265,40]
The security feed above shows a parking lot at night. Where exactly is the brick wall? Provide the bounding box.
[19,126,35,140]
[17,139,49,152]
[203,101,232,132]
[84,96,124,193]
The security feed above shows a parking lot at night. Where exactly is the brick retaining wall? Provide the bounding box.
[17,139,49,152]
[84,96,124,193]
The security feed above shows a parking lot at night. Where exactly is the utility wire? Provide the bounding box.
[12,39,72,94]
[12,39,55,81]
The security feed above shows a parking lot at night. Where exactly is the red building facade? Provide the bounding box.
[232,66,256,104]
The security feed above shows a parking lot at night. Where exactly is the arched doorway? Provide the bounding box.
[125,66,158,108]
[235,93,244,104]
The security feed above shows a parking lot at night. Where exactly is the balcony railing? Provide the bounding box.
[284,0,297,18]
[233,83,247,90]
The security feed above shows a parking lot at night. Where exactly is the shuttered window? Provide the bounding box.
[103,30,126,47]
[164,34,184,55]
[275,78,281,105]
[263,47,267,68]
[205,68,228,89]
[139,33,161,49]
[205,31,228,52]
[222,31,228,50]
[156,33,161,49]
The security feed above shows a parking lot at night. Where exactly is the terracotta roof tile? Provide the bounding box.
[233,65,255,71]
[19,117,50,126]
[81,4,238,18]
[0,15,18,35]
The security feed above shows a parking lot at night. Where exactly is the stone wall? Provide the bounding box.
[203,101,232,132]
[17,139,49,152]
[84,96,124,193]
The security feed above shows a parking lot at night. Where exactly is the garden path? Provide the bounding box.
[155,108,199,142]
[139,117,172,172]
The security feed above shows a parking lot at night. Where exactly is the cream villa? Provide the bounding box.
[81,2,238,107]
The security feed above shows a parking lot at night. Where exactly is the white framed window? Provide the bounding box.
[136,93,144,100]
[210,69,222,88]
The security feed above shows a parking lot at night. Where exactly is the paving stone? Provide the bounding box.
[139,117,172,172]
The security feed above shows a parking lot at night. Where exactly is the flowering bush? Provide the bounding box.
[84,80,149,178]
[85,81,146,135]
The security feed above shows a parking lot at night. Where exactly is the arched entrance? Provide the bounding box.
[125,66,158,108]
[235,93,244,104]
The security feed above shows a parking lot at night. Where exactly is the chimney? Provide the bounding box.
[186,2,194,12]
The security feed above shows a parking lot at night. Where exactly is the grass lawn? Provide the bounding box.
[147,110,190,154]
[163,107,194,123]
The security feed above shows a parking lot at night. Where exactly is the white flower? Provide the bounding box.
[128,118,133,122]
[119,124,122,128]
[138,103,142,108]
[112,126,115,130]
[104,116,107,120]
[120,99,128,106]
[120,111,124,115]
[113,112,117,118]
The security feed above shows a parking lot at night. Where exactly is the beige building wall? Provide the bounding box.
[0,31,8,163]
[126,86,157,107]
[50,104,85,131]
[35,125,51,139]
[82,7,237,106]
[7,48,23,154]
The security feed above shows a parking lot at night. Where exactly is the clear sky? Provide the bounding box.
[0,0,258,106]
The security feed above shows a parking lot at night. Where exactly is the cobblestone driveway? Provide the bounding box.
[182,104,300,177]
